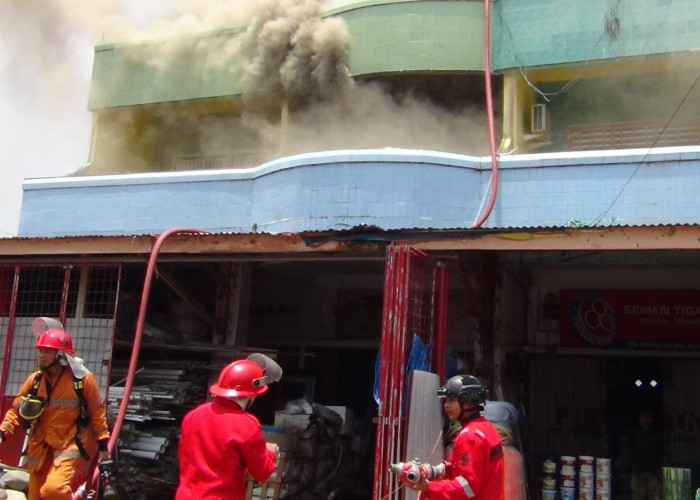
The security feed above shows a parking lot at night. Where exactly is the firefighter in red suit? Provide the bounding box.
[398,374,504,500]
[175,354,283,500]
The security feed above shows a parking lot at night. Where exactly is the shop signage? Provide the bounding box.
[560,290,700,350]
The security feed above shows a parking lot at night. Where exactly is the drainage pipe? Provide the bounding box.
[74,227,209,499]
[473,0,499,228]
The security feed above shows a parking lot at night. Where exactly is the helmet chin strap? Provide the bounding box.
[41,356,61,371]
[459,401,480,421]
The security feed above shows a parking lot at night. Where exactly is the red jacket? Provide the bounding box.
[175,398,276,500]
[421,415,504,500]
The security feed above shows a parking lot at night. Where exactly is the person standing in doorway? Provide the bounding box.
[624,409,666,500]
[397,374,504,500]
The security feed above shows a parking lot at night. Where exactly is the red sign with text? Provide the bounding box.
[560,290,700,350]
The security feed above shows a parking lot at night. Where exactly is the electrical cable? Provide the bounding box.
[498,1,698,225]
[496,3,616,102]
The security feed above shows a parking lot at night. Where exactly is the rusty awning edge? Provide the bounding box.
[0,225,698,261]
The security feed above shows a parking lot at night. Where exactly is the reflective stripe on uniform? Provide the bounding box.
[54,448,81,460]
[456,476,475,498]
[47,398,81,408]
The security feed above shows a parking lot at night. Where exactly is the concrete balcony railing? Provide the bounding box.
[569,118,700,151]
[172,150,270,170]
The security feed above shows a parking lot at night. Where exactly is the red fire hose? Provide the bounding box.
[74,227,209,500]
[473,0,500,228]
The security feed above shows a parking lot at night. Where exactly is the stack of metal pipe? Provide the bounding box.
[106,365,207,499]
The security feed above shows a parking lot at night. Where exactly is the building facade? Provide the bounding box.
[2,1,700,498]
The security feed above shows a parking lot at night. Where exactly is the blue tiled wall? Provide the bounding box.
[18,148,700,237]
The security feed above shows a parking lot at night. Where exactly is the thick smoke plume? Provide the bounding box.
[237,0,352,108]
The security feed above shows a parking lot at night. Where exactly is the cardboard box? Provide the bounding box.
[273,411,311,430]
[262,425,298,452]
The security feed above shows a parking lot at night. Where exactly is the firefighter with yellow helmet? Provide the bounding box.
[0,327,111,499]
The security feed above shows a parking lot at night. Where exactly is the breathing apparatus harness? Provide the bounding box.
[20,365,91,460]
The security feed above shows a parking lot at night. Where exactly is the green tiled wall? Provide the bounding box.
[492,0,700,70]
[338,1,483,76]
[89,29,249,109]
[90,0,700,109]
[89,0,484,109]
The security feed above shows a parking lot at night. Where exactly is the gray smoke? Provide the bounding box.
[236,0,352,108]
[246,82,490,157]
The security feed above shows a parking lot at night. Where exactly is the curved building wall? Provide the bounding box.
[18,147,700,237]
[333,0,484,76]
[89,0,484,109]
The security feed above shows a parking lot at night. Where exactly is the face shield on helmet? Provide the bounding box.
[19,395,46,421]
[31,317,64,341]
[246,353,283,386]
[35,328,75,355]
[437,374,487,407]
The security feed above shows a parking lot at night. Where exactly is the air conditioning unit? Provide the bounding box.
[531,103,550,133]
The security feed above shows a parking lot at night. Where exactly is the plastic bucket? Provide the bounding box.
[561,471,576,488]
[595,490,611,500]
[543,458,558,474]
[580,471,595,489]
[579,456,594,473]
[595,457,611,475]
[560,486,575,500]
[561,465,576,476]
[542,489,558,500]
[578,487,594,500]
[596,473,611,491]
[542,474,557,490]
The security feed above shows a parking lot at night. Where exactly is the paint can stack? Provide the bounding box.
[542,456,558,499]
[578,456,595,500]
[595,458,612,500]
[559,456,576,500]
[541,454,613,499]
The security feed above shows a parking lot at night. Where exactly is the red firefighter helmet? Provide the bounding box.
[35,328,75,355]
[210,359,269,398]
